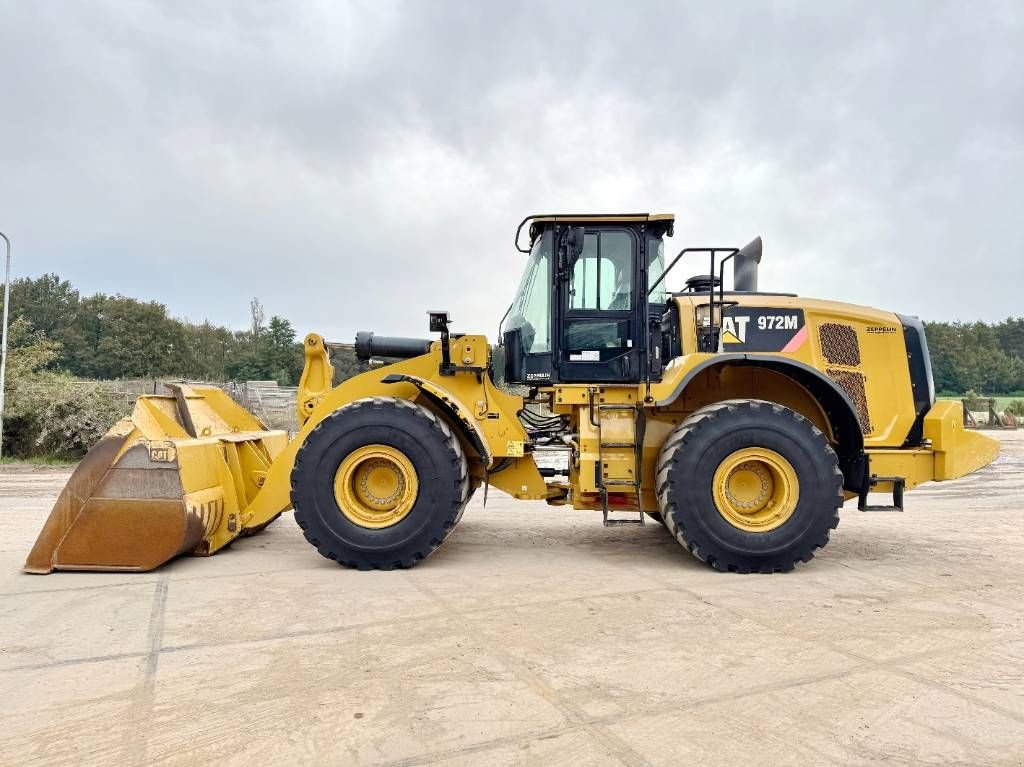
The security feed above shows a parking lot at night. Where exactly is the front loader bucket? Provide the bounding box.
[24,384,289,574]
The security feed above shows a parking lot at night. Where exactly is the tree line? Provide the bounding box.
[4,273,1024,394]
[6,274,361,385]
[926,319,1024,395]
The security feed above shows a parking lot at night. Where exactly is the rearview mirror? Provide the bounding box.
[566,226,586,264]
[503,327,524,384]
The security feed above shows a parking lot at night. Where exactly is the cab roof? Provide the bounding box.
[516,213,675,252]
[527,213,674,224]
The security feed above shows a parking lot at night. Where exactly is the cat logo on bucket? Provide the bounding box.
[148,441,177,463]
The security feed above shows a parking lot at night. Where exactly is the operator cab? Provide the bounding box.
[503,213,674,386]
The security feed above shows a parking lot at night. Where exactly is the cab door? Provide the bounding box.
[556,228,642,383]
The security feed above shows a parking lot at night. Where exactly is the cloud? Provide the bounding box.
[1,0,1021,340]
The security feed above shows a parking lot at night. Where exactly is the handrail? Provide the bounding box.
[647,246,739,297]
[648,245,739,354]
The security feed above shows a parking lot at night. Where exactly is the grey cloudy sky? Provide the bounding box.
[2,1,1022,339]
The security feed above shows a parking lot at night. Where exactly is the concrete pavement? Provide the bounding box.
[1,432,1023,766]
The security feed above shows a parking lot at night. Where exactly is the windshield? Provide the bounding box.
[506,233,551,353]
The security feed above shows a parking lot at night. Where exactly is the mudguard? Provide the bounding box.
[382,373,494,468]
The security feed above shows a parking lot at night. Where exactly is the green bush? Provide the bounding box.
[6,374,129,457]
[1005,400,1024,417]
[3,319,129,458]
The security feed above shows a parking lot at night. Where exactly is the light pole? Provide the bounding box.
[0,232,10,461]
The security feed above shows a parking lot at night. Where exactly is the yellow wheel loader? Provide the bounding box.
[25,213,999,574]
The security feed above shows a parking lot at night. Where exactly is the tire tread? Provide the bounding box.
[291,397,469,570]
[656,398,843,573]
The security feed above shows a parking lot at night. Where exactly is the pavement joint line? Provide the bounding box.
[372,723,582,767]
[158,620,391,655]
[0,578,162,598]
[951,591,1024,613]
[0,562,329,598]
[666,576,1022,626]
[375,645,887,767]
[625,554,953,605]
[402,575,648,767]
[663,582,1024,726]
[2,578,1018,677]
[1,649,148,674]
[0,586,663,674]
[120,573,170,767]
[887,665,1024,726]
[571,651,988,735]
[666,582,1005,667]
[116,573,169,765]
[151,584,677,655]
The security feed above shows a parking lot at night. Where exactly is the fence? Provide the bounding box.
[963,398,1019,429]
[229,381,299,433]
[104,378,300,433]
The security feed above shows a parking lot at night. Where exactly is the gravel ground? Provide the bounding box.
[1,432,1022,766]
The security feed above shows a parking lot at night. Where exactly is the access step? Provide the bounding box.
[858,474,905,512]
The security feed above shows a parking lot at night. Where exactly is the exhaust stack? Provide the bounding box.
[734,236,762,292]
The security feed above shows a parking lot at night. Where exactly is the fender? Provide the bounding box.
[656,353,867,489]
[241,340,519,529]
[381,373,493,468]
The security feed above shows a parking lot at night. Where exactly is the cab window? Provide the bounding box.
[570,231,633,311]
[506,235,551,353]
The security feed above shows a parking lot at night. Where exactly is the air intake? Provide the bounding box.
[819,323,861,367]
[819,321,870,434]
[826,368,873,434]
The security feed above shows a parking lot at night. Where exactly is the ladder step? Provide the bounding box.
[593,397,645,526]
[602,508,646,527]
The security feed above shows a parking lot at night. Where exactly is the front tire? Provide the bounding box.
[291,397,469,570]
[656,399,843,573]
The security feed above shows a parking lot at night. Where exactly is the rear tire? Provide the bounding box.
[291,397,469,570]
[656,399,843,573]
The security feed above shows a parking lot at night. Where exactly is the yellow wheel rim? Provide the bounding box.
[712,447,799,532]
[333,445,419,529]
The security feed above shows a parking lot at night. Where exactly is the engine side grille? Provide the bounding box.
[819,322,861,366]
[826,368,872,434]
